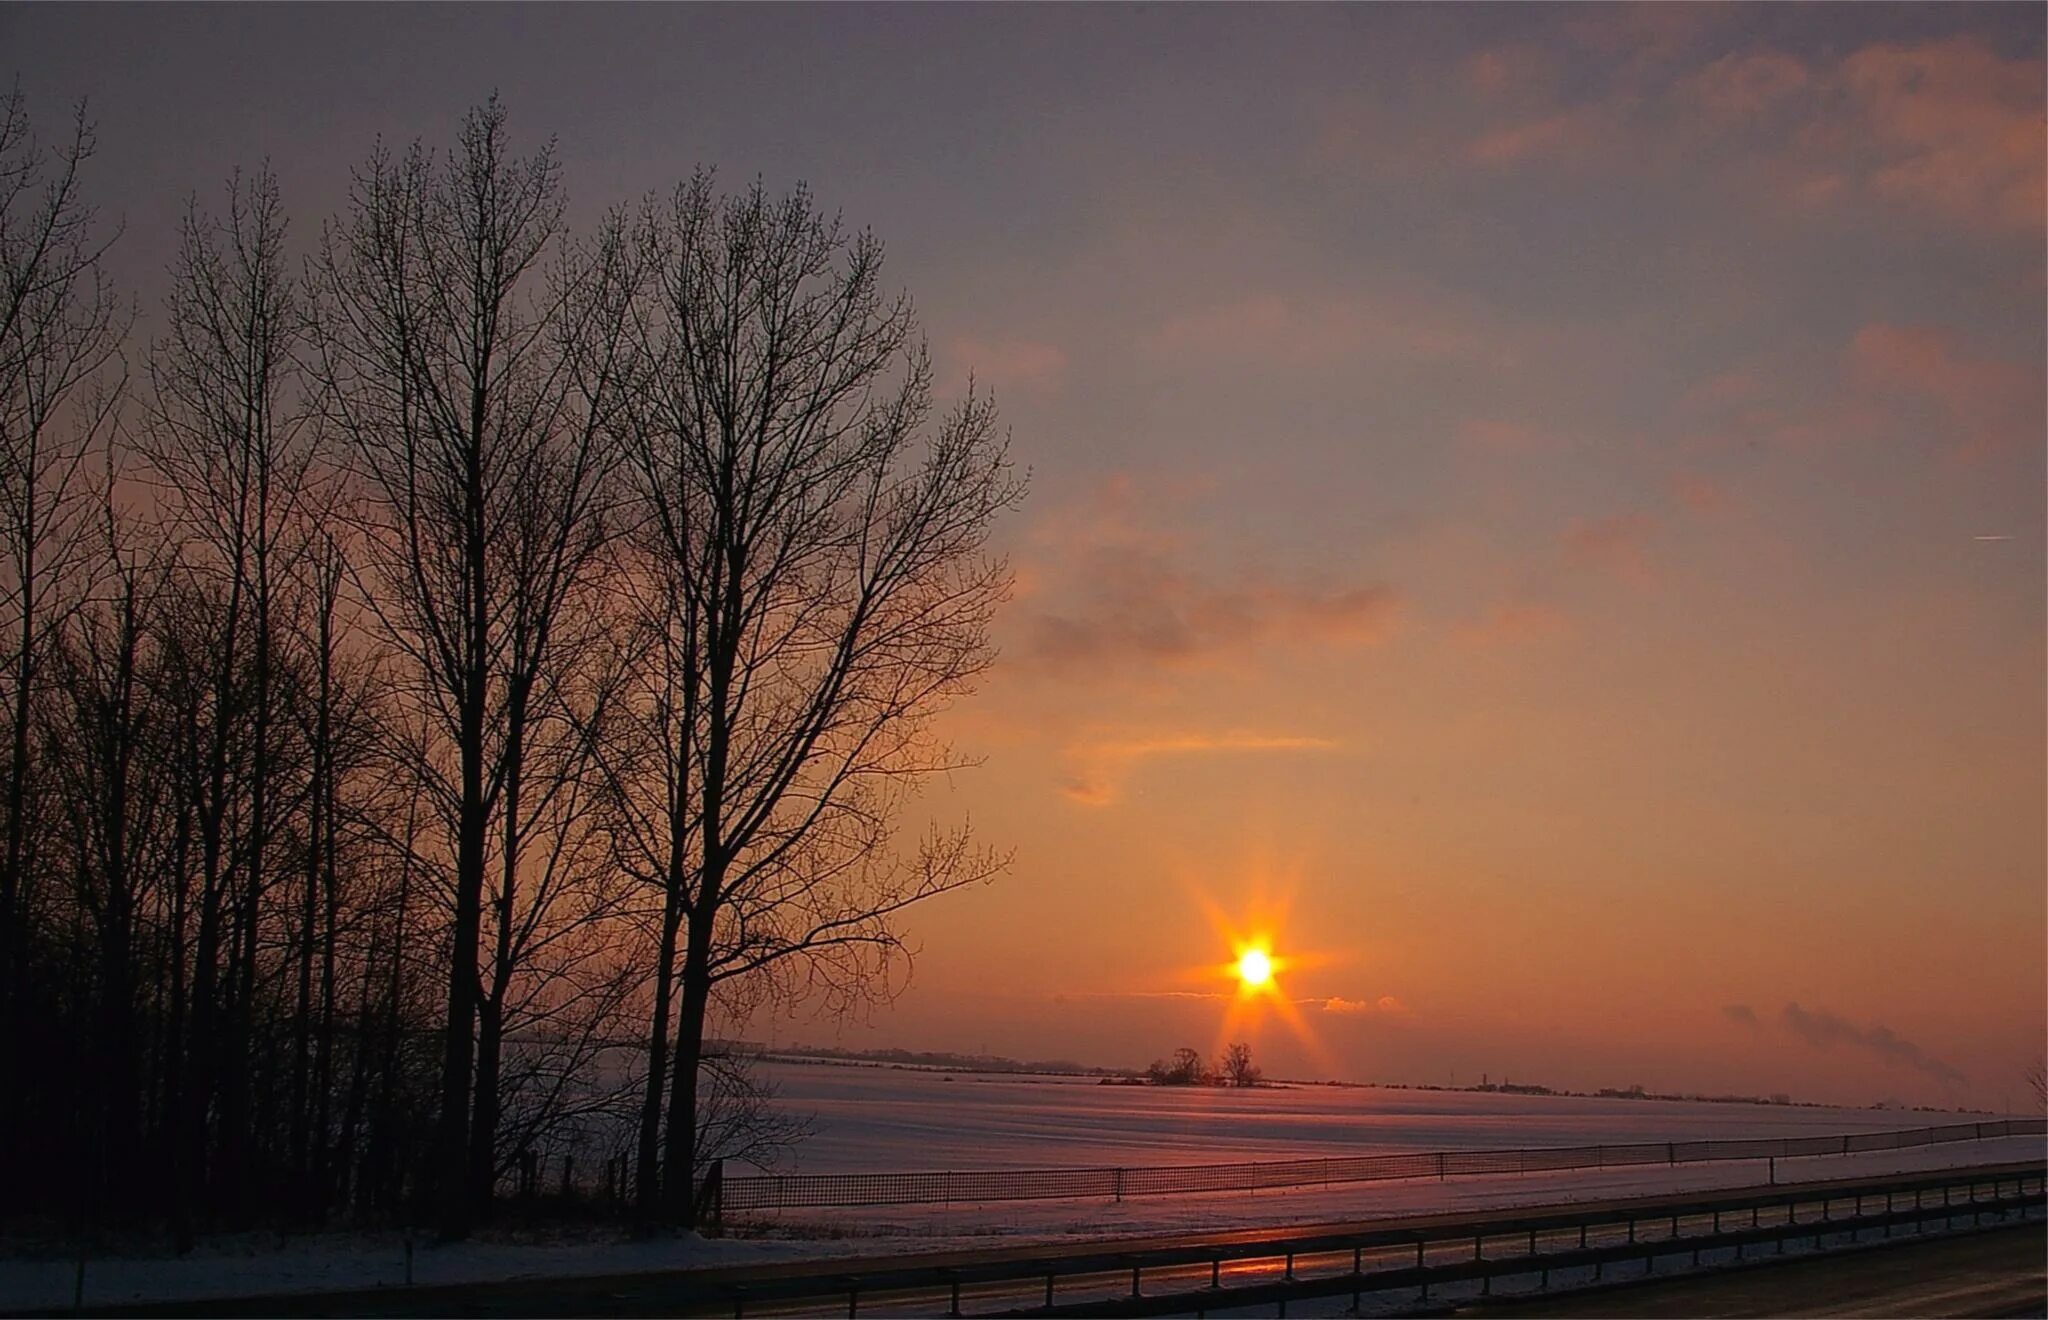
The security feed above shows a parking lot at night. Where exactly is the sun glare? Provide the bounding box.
[1236,947,1273,987]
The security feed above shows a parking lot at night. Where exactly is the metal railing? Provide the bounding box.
[721,1117,2048,1211]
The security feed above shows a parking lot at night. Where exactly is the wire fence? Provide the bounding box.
[718,1116,2048,1212]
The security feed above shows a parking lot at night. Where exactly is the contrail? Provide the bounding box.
[1972,535,2012,541]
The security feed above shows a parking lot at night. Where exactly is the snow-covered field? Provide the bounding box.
[752,1059,2003,1172]
[1,1064,2038,1313]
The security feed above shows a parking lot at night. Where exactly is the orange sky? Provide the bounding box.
[15,2,2043,1110]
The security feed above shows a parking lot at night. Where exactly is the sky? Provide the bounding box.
[9,3,2043,1111]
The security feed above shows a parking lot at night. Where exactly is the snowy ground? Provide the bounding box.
[1,1066,2037,1313]
[737,1136,2045,1240]
[749,1061,1997,1173]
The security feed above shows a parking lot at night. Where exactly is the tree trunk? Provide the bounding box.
[634,876,683,1222]
[662,911,715,1225]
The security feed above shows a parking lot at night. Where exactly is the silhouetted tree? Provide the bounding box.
[310,99,627,1238]
[1220,1041,1261,1088]
[137,162,318,1235]
[616,176,1020,1224]
[0,86,125,1188]
[1148,1046,1209,1086]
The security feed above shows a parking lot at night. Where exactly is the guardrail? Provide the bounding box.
[720,1117,2048,1211]
[56,1161,2044,1318]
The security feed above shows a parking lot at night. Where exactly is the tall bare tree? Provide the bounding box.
[0,86,125,1185]
[136,163,317,1229]
[310,98,626,1237]
[620,177,1021,1223]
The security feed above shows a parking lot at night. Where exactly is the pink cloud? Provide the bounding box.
[947,334,1068,392]
[1060,731,1338,807]
[1684,51,1810,118]
[1456,601,1574,648]
[1010,478,1404,681]
[1838,38,2045,234]
[1468,109,1600,166]
[1561,513,1659,583]
[1457,418,1554,454]
[1669,473,1730,514]
[1141,290,1512,372]
[1850,323,2039,457]
[1462,45,1557,101]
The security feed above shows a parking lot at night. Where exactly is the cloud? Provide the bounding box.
[1722,1003,1760,1027]
[1455,601,1573,649]
[1322,995,1408,1016]
[1560,513,1659,583]
[1139,290,1514,373]
[1684,51,1810,119]
[1438,32,2043,235]
[1013,478,1403,680]
[1062,990,1229,1002]
[1849,323,2039,458]
[1061,732,1338,806]
[1456,418,1556,454]
[946,334,1068,393]
[1669,474,1730,514]
[1780,1002,1965,1085]
[1835,38,2045,234]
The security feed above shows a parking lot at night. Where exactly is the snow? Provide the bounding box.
[0,1229,877,1312]
[738,1136,2045,1241]
[749,1059,2010,1173]
[1,1065,2036,1313]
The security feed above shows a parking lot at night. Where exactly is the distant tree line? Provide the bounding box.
[1145,1043,1261,1087]
[0,88,1019,1244]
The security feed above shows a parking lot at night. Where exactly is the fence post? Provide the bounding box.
[1437,1151,1446,1182]
[700,1159,724,1235]
[1114,1167,1124,1203]
[1667,1143,1675,1166]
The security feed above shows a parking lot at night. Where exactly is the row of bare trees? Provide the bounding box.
[1144,1043,1261,1087]
[0,88,1020,1243]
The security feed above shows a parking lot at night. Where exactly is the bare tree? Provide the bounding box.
[2026,1057,2045,1112]
[310,98,626,1237]
[0,85,125,1190]
[1147,1047,1209,1086]
[136,162,317,1232]
[1220,1042,1261,1088]
[38,503,172,1217]
[618,176,1021,1224]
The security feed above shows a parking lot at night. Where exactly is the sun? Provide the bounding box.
[1236,947,1273,988]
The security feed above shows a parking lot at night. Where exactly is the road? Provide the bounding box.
[1452,1220,2047,1318]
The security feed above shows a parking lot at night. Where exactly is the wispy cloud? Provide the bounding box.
[1139,290,1515,373]
[1835,38,2044,234]
[1849,323,2038,458]
[1062,732,1338,807]
[1322,995,1408,1016]
[946,334,1069,394]
[1454,601,1573,649]
[1012,477,1403,681]
[1560,513,1659,584]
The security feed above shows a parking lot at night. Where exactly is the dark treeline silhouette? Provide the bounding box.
[1143,1043,1261,1087]
[0,89,1019,1244]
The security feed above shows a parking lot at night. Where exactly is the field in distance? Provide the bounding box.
[752,1059,2006,1174]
